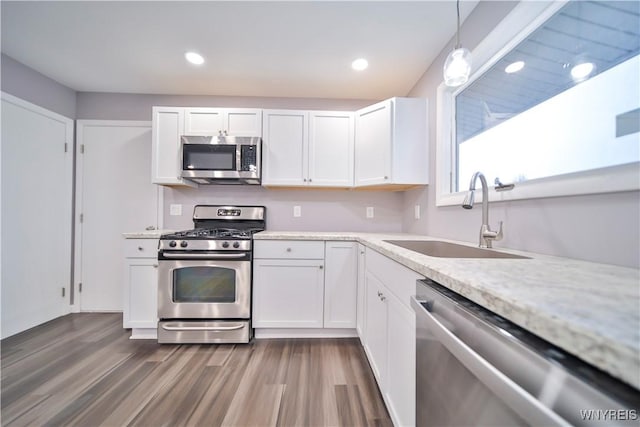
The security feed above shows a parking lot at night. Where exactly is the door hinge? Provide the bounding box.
[62,287,66,297]
[80,144,85,154]
[80,213,84,223]
[79,283,82,293]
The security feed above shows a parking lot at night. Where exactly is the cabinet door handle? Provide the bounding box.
[384,176,389,180]
[153,264,158,268]
[319,265,323,270]
[303,178,307,182]
[377,291,382,297]
[380,295,386,301]
[309,178,312,182]
[138,246,144,251]
[286,248,292,252]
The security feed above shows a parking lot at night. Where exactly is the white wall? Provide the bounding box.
[162,186,404,233]
[402,1,640,268]
[1,54,77,118]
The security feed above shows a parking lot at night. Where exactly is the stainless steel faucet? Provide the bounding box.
[462,171,503,248]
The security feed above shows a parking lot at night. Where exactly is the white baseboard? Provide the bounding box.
[254,328,358,339]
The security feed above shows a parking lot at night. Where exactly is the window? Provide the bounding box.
[436,1,640,206]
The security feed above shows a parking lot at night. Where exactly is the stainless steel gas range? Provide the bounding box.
[157,205,265,344]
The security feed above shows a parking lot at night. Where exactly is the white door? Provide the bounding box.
[355,100,392,186]
[225,109,263,136]
[184,108,223,135]
[1,94,74,338]
[308,111,354,187]
[262,110,308,186]
[252,259,325,328]
[76,121,158,311]
[323,241,357,328]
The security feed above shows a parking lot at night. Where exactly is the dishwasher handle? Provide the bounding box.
[410,296,571,427]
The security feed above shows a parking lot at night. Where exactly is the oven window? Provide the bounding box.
[173,267,236,303]
[183,145,236,170]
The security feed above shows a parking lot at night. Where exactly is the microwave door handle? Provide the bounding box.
[161,252,248,259]
[236,144,242,172]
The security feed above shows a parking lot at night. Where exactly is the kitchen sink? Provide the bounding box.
[384,240,530,259]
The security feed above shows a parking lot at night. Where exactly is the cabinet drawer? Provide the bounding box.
[254,240,324,259]
[366,248,423,309]
[124,239,159,258]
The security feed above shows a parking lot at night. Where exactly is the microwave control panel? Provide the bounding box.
[240,145,258,171]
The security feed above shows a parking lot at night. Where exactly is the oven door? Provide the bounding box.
[158,253,250,320]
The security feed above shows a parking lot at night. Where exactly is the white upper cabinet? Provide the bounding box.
[309,111,354,187]
[152,106,194,187]
[262,110,308,186]
[184,108,262,136]
[262,109,354,187]
[355,97,428,188]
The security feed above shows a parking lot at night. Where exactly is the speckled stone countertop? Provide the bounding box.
[122,230,173,239]
[254,231,640,390]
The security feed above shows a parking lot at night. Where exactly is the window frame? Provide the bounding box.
[435,0,640,207]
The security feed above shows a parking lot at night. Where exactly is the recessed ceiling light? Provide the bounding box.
[505,61,525,74]
[185,52,204,65]
[351,58,368,71]
[571,62,595,81]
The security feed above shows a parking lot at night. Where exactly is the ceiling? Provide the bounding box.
[1,1,478,100]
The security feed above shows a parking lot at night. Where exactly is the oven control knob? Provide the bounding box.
[169,240,177,248]
[222,241,230,248]
[180,241,188,248]
[233,241,240,249]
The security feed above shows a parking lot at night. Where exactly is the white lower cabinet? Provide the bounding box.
[123,238,158,339]
[252,258,325,328]
[364,271,388,387]
[324,241,358,328]
[252,240,357,333]
[356,243,366,340]
[363,247,423,427]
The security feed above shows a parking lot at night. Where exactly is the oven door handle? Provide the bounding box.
[161,323,245,332]
[160,252,248,260]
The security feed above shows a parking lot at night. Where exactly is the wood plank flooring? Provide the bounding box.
[1,313,392,426]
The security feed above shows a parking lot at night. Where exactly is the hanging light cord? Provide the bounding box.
[455,0,461,49]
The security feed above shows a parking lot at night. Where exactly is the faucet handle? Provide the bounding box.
[495,221,503,241]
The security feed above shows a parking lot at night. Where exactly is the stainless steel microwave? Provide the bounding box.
[180,135,261,185]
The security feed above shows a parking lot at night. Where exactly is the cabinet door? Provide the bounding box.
[253,259,324,328]
[363,271,388,389]
[356,243,366,339]
[262,110,308,186]
[324,241,357,328]
[152,107,193,185]
[355,100,392,186]
[184,108,224,135]
[225,109,262,136]
[386,292,416,427]
[123,258,158,329]
[308,111,354,187]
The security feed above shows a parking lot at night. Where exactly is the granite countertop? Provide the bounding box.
[122,229,174,239]
[254,231,640,390]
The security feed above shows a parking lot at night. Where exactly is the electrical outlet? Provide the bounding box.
[169,204,182,216]
[414,205,421,220]
[293,205,302,217]
[366,207,374,219]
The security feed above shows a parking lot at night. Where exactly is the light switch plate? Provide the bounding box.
[293,205,302,217]
[366,207,374,218]
[414,205,421,220]
[169,204,182,216]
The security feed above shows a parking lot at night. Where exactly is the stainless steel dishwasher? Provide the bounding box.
[411,278,640,426]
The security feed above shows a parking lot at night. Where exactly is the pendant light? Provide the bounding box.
[443,0,472,87]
